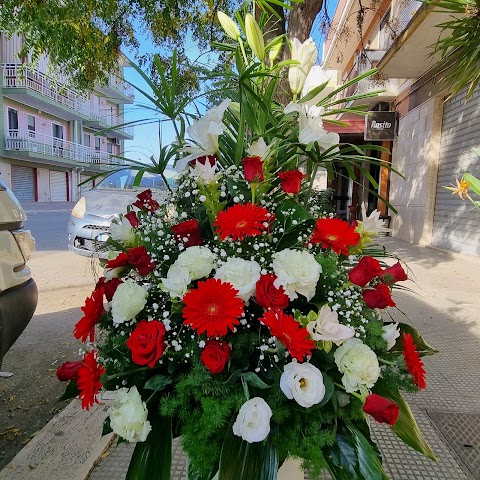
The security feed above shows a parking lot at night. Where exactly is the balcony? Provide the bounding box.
[84,108,134,139]
[96,75,134,104]
[2,64,90,121]
[4,130,121,168]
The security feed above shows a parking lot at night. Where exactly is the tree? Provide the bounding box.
[0,0,326,91]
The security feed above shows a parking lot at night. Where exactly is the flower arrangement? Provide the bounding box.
[58,10,437,480]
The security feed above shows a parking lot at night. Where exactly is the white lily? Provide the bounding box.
[248,137,270,160]
[288,38,317,95]
[359,204,391,235]
[176,99,231,172]
[189,160,220,184]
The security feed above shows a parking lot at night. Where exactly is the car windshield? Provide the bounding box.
[96,169,168,190]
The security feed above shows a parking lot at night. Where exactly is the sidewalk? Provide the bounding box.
[2,237,480,480]
[21,201,75,214]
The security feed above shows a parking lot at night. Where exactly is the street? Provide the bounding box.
[0,204,100,469]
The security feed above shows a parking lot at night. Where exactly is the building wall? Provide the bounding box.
[389,96,443,244]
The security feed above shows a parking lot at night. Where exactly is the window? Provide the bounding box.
[52,123,64,139]
[52,123,64,156]
[95,137,101,152]
[84,134,91,148]
[107,142,113,154]
[27,115,36,138]
[8,108,18,133]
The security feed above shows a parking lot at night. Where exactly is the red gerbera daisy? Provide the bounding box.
[402,333,426,389]
[260,309,315,361]
[74,288,106,343]
[310,218,360,255]
[213,203,271,241]
[182,278,244,337]
[77,350,106,410]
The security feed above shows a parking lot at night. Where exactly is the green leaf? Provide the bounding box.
[275,198,314,232]
[463,173,480,196]
[144,374,173,392]
[58,380,79,402]
[218,420,279,480]
[311,374,335,410]
[126,411,172,480]
[391,323,438,357]
[373,381,436,460]
[241,372,271,389]
[102,417,113,436]
[298,80,330,104]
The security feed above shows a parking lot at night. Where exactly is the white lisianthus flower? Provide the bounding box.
[232,397,272,443]
[111,279,148,325]
[248,137,270,160]
[215,257,261,302]
[334,338,381,393]
[272,249,321,301]
[176,99,231,171]
[280,362,325,408]
[109,386,151,442]
[161,265,191,299]
[284,103,340,152]
[189,160,219,184]
[109,216,135,243]
[307,304,355,346]
[173,246,216,280]
[382,323,400,350]
[288,38,317,95]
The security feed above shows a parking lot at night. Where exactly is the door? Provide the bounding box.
[50,171,68,201]
[8,108,18,136]
[11,165,36,201]
[432,87,480,256]
[52,123,64,156]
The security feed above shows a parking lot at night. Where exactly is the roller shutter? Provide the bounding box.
[432,87,480,256]
[11,165,35,201]
[50,170,68,202]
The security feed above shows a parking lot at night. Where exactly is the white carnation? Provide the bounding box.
[161,265,191,299]
[215,257,261,302]
[334,338,380,393]
[382,323,400,350]
[280,362,325,408]
[232,397,272,443]
[272,249,321,301]
[173,246,216,280]
[109,386,151,442]
[307,304,355,346]
[109,216,135,243]
[111,279,148,324]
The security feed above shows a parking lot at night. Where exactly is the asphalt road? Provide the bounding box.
[0,208,100,469]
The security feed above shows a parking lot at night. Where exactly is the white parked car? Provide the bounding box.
[0,178,37,368]
[67,169,172,257]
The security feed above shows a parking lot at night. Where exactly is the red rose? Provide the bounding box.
[242,156,264,182]
[363,283,396,309]
[200,340,231,374]
[56,361,83,382]
[363,394,400,426]
[95,277,123,302]
[106,252,129,270]
[171,219,203,247]
[132,189,159,213]
[348,256,383,287]
[255,274,289,310]
[380,262,408,286]
[125,211,139,228]
[278,170,305,194]
[127,246,156,275]
[126,320,166,368]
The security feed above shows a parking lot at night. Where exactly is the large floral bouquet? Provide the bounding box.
[58,10,437,480]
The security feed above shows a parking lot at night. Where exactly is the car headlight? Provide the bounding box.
[71,197,87,219]
[12,229,36,262]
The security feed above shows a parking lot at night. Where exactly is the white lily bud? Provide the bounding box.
[288,38,318,95]
[217,11,241,41]
[267,36,283,63]
[245,14,265,60]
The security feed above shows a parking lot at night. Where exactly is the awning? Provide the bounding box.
[324,118,365,134]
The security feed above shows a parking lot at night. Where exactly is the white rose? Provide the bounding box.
[161,265,191,299]
[215,257,261,302]
[232,397,272,443]
[334,338,381,393]
[109,216,134,243]
[111,279,148,324]
[109,386,151,442]
[382,323,400,350]
[173,246,216,280]
[307,304,355,346]
[272,249,321,301]
[280,362,325,408]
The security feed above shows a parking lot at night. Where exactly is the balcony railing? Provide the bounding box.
[107,75,134,100]
[90,108,134,137]
[2,64,90,116]
[4,130,121,166]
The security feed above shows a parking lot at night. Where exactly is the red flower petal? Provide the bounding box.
[310,218,360,255]
[402,333,426,389]
[77,351,105,410]
[74,288,105,343]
